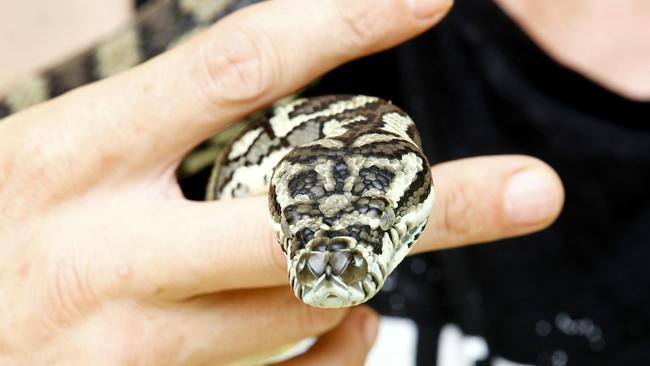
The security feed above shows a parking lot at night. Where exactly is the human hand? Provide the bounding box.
[0,0,562,365]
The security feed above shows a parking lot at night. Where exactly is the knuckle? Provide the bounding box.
[195,26,276,108]
[56,257,99,307]
[268,229,288,276]
[42,255,102,329]
[438,176,474,239]
[335,0,392,51]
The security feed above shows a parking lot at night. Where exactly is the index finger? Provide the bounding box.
[3,0,452,172]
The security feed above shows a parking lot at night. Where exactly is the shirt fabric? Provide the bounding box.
[300,1,650,365]
[175,0,650,365]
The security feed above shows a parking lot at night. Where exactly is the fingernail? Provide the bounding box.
[407,0,452,19]
[360,310,379,347]
[504,169,559,226]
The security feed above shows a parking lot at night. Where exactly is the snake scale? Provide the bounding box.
[0,0,434,308]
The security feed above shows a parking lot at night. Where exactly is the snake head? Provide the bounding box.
[268,129,435,308]
[272,195,406,308]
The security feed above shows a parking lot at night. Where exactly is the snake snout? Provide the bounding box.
[296,246,368,286]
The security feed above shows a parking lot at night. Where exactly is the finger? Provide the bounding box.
[116,196,284,300]
[176,286,349,365]
[122,155,563,300]
[4,0,453,176]
[276,306,379,366]
[413,155,564,254]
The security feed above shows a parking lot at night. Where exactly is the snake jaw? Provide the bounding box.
[288,240,387,308]
[290,264,387,308]
[295,272,368,308]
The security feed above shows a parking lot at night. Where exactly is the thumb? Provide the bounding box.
[278,306,379,366]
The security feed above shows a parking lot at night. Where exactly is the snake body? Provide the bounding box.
[0,0,434,308]
[0,0,253,116]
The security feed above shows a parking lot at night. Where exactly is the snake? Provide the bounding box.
[0,0,434,308]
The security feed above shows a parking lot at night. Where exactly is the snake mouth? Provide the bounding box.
[289,250,386,308]
[299,272,366,307]
[286,232,391,307]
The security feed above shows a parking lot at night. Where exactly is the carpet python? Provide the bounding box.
[0,0,434,308]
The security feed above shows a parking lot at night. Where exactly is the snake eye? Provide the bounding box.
[357,196,395,230]
[380,206,395,231]
[369,198,387,210]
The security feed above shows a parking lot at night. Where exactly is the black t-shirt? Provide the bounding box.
[302,1,650,365]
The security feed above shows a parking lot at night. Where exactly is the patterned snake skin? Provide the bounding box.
[207,95,434,307]
[0,0,434,308]
[0,0,258,116]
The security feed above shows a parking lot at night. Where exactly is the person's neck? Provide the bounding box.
[495,0,650,101]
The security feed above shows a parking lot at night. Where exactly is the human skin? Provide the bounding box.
[0,0,565,365]
[495,0,650,100]
[3,0,649,99]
